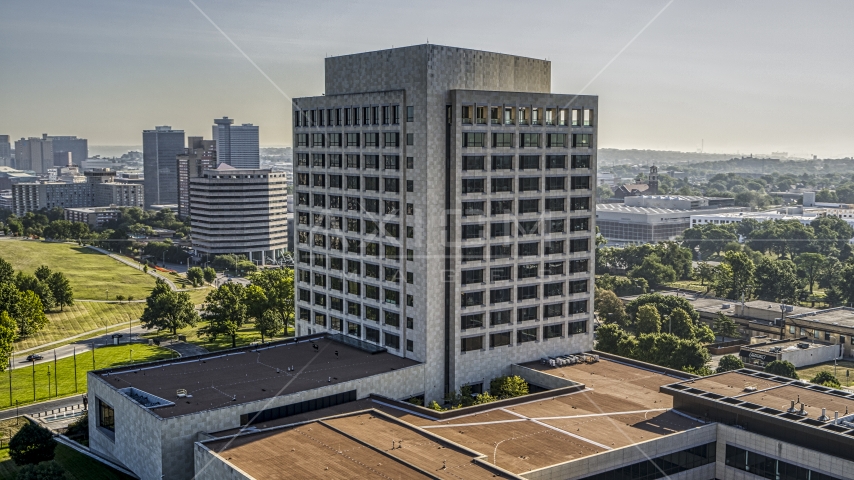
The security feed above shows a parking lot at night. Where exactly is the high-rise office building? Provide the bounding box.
[293,45,597,400]
[189,164,288,264]
[177,137,216,219]
[143,126,185,208]
[213,117,260,169]
[48,135,88,166]
[14,135,53,173]
[0,135,11,167]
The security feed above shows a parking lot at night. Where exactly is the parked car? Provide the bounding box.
[25,354,43,362]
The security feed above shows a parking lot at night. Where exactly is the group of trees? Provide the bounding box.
[140,268,294,347]
[597,242,693,289]
[9,421,66,479]
[186,266,216,287]
[595,294,713,373]
[0,257,74,369]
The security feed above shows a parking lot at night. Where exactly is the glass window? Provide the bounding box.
[490,331,511,347]
[461,313,484,329]
[463,132,486,147]
[462,156,485,171]
[491,155,513,170]
[461,291,483,307]
[517,285,538,300]
[520,155,540,170]
[383,132,399,147]
[490,244,512,259]
[544,323,563,338]
[463,201,485,216]
[490,266,512,282]
[490,288,511,304]
[547,134,566,148]
[491,200,512,215]
[364,133,379,147]
[545,198,565,212]
[461,336,483,352]
[364,155,379,170]
[491,310,511,326]
[346,133,360,147]
[406,106,414,122]
[571,155,591,169]
[463,178,485,194]
[365,326,380,343]
[519,177,539,192]
[461,246,484,262]
[517,327,537,343]
[521,133,540,148]
[491,178,513,193]
[572,134,590,148]
[98,399,115,431]
[492,133,514,148]
[346,154,360,169]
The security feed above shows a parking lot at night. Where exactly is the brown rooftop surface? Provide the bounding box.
[739,384,854,415]
[204,421,432,480]
[204,412,513,479]
[683,372,784,398]
[97,337,419,418]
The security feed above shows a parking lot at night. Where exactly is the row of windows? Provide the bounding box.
[296,198,409,218]
[461,287,589,309]
[298,309,413,352]
[297,243,413,263]
[463,197,591,215]
[297,153,404,170]
[463,132,591,149]
[459,320,589,352]
[580,442,715,480]
[297,263,413,285]
[296,132,401,148]
[462,176,590,193]
[460,303,588,329]
[299,287,410,310]
[295,105,414,128]
[461,218,590,238]
[298,219,411,238]
[297,175,409,194]
[463,155,590,171]
[725,444,840,480]
[471,242,591,265]
[460,106,594,127]
[462,265,588,286]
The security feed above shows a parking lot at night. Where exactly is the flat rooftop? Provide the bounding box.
[788,307,854,329]
[744,338,833,353]
[96,336,419,418]
[621,291,815,317]
[203,411,512,480]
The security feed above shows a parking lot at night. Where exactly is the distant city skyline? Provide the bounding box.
[2,0,853,157]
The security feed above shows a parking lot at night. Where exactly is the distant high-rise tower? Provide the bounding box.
[143,126,185,208]
[0,135,11,167]
[48,135,88,166]
[177,137,216,219]
[648,165,659,194]
[14,135,53,173]
[213,117,260,169]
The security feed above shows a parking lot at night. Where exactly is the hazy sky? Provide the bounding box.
[2,0,853,157]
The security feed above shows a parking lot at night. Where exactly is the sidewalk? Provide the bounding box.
[14,320,144,355]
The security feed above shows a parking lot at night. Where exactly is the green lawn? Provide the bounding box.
[0,240,156,300]
[142,320,294,352]
[14,302,145,352]
[797,360,854,387]
[0,440,133,480]
[0,345,172,410]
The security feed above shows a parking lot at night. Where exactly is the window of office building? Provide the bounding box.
[461,335,483,353]
[462,246,484,262]
[461,269,483,285]
[463,178,485,194]
[461,291,483,307]
[491,178,513,193]
[520,155,540,170]
[517,327,537,344]
[518,242,539,257]
[492,133,514,148]
[517,285,538,300]
[490,331,511,348]
[384,132,400,147]
[463,201,485,217]
[364,133,379,147]
[569,259,589,273]
[546,177,565,191]
[570,238,589,253]
[571,155,591,169]
[491,200,512,215]
[519,199,539,214]
[461,313,484,330]
[462,156,484,171]
[518,220,539,236]
[491,244,512,259]
[572,134,590,148]
[518,264,538,279]
[521,133,540,148]
[492,155,513,170]
[544,323,563,338]
[491,310,511,326]
[463,132,486,147]
[520,177,539,192]
[570,300,588,314]
[491,288,512,304]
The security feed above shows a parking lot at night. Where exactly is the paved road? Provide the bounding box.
[0,396,85,421]
[13,325,152,367]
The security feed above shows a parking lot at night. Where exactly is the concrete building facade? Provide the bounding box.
[213,117,259,169]
[143,126,185,208]
[0,135,11,167]
[11,169,143,215]
[177,136,216,219]
[47,135,88,166]
[292,45,596,402]
[189,164,288,264]
[14,135,53,173]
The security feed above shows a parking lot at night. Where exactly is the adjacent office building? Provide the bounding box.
[189,163,288,264]
[292,45,596,401]
[143,126,185,208]
[212,117,259,169]
[13,134,88,173]
[176,137,216,218]
[11,169,143,215]
[0,135,11,167]
[47,135,88,166]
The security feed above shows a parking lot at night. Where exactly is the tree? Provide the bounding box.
[140,280,199,335]
[14,461,67,480]
[796,253,826,294]
[693,262,715,290]
[202,282,247,348]
[594,288,628,326]
[186,267,204,287]
[33,266,51,282]
[489,375,529,399]
[0,312,16,372]
[202,267,216,283]
[666,307,695,339]
[46,272,73,311]
[716,355,744,373]
[722,251,755,301]
[695,324,716,344]
[627,255,676,288]
[626,293,700,324]
[712,313,739,341]
[755,258,799,302]
[249,269,295,336]
[764,360,799,379]
[0,284,47,337]
[0,257,13,284]
[244,285,282,342]
[636,304,661,335]
[811,371,841,388]
[595,323,627,353]
[9,422,56,466]
[15,273,55,312]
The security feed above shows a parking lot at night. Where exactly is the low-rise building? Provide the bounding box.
[11,168,143,215]
[739,338,841,368]
[64,206,121,227]
[596,202,746,245]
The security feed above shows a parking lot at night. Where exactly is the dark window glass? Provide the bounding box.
[491,155,513,170]
[461,247,484,262]
[384,200,399,215]
[544,323,563,338]
[364,155,379,170]
[384,155,399,170]
[461,291,483,307]
[570,217,590,232]
[571,155,591,169]
[346,176,360,190]
[571,176,591,190]
[518,220,539,236]
[463,179,485,194]
[521,133,540,148]
[545,198,565,212]
[570,280,588,294]
[490,266,512,282]
[364,263,379,279]
[364,133,379,147]
[490,331,511,347]
[364,198,379,213]
[329,175,342,188]
[520,155,540,170]
[570,259,589,273]
[462,156,484,171]
[572,134,590,148]
[364,176,379,192]
[546,155,566,169]
[461,336,484,352]
[365,326,380,343]
[571,197,591,211]
[462,224,484,240]
[490,244,512,259]
[545,282,563,297]
[518,264,538,279]
[347,133,360,147]
[384,332,400,349]
[547,133,567,148]
[346,154,360,168]
[490,222,513,238]
[491,178,513,193]
[461,313,484,329]
[517,285,538,300]
[546,177,566,191]
[461,269,484,285]
[570,238,589,253]
[519,177,539,192]
[546,261,565,276]
[463,201,485,216]
[570,300,588,314]
[490,310,511,326]
[518,242,539,257]
[517,327,538,343]
[547,219,565,234]
[491,200,512,215]
[463,132,486,147]
[519,199,539,214]
[490,288,512,304]
[406,106,414,122]
[383,132,399,147]
[98,400,115,432]
[492,133,514,148]
[384,177,399,193]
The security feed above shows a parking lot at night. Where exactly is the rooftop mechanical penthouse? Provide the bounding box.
[292,44,597,402]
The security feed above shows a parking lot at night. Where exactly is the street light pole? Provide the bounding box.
[31,360,35,402]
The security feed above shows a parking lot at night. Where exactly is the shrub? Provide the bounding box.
[764,360,798,379]
[811,371,841,388]
[9,422,56,466]
[490,375,529,399]
[14,461,66,480]
[716,355,744,373]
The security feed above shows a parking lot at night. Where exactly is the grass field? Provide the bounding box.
[797,360,854,387]
[142,321,294,352]
[0,240,156,300]
[14,302,145,352]
[0,345,172,410]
